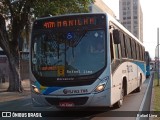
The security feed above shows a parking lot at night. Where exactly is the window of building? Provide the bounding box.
[134,16,137,19]
[133,10,137,15]
[134,21,137,24]
[127,21,131,24]
[127,2,130,5]
[123,2,126,5]
[127,26,131,30]
[127,17,131,19]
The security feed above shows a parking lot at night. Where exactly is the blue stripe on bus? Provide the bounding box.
[35,81,63,95]
[43,87,63,95]
[146,65,150,76]
[133,61,146,74]
[35,81,41,89]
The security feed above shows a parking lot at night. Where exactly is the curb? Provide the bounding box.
[0,79,31,102]
[136,73,154,120]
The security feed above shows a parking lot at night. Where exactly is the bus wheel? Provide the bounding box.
[135,80,142,92]
[114,86,124,108]
[135,75,142,92]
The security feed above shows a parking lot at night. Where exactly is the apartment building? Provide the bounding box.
[90,0,116,18]
[119,0,143,42]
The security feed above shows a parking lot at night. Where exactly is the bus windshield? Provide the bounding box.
[31,29,106,77]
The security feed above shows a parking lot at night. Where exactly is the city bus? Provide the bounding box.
[145,51,151,78]
[29,13,146,108]
[150,61,154,71]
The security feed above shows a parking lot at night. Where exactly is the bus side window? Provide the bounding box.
[131,40,136,59]
[123,34,128,58]
[139,46,144,61]
[128,37,132,59]
[120,33,125,58]
[112,31,120,60]
[134,41,137,60]
[142,47,145,61]
[126,35,131,59]
[129,38,133,59]
[136,43,140,60]
[138,45,141,60]
[110,33,114,62]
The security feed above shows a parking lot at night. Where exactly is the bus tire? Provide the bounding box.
[135,74,142,92]
[113,85,124,108]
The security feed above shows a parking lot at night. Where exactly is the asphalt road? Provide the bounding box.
[0,75,153,120]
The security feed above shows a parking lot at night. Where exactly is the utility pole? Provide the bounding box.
[158,28,159,86]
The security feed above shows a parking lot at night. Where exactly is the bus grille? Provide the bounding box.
[45,97,89,106]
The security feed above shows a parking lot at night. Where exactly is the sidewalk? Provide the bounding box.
[0,79,31,102]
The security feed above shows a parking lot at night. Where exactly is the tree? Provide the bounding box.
[0,0,94,92]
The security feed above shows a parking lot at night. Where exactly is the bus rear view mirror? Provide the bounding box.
[113,29,120,44]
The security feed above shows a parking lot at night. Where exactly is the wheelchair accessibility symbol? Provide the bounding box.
[67,32,73,40]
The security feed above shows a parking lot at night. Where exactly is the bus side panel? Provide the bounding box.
[146,65,150,77]
[111,61,128,105]
[111,61,145,106]
[127,61,139,93]
[134,61,146,85]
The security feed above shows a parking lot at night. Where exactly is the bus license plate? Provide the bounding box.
[59,102,74,107]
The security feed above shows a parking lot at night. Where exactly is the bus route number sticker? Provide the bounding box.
[57,66,65,76]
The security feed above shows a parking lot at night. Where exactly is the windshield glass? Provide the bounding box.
[31,29,106,77]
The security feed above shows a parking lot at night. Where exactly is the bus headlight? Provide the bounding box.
[32,85,40,94]
[94,84,106,92]
[94,83,106,93]
[93,77,109,93]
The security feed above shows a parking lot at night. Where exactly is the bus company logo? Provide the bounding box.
[63,89,88,94]
[1,112,42,118]
[63,89,68,94]
[2,112,11,117]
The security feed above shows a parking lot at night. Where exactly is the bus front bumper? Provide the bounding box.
[31,89,111,108]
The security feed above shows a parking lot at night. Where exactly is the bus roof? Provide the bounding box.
[107,13,144,47]
[34,12,144,47]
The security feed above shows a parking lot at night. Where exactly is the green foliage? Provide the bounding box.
[0,0,94,50]
[0,0,94,42]
[1,0,94,19]
[32,0,95,17]
[153,72,160,111]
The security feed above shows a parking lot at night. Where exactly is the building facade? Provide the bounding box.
[90,0,116,18]
[119,0,143,42]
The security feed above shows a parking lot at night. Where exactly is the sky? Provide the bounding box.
[102,0,160,60]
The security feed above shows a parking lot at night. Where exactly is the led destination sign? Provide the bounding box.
[37,14,106,29]
[43,17,95,29]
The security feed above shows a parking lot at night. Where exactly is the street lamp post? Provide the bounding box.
[155,28,160,86]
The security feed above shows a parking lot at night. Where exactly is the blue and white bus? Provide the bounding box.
[29,13,146,108]
[145,51,151,78]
